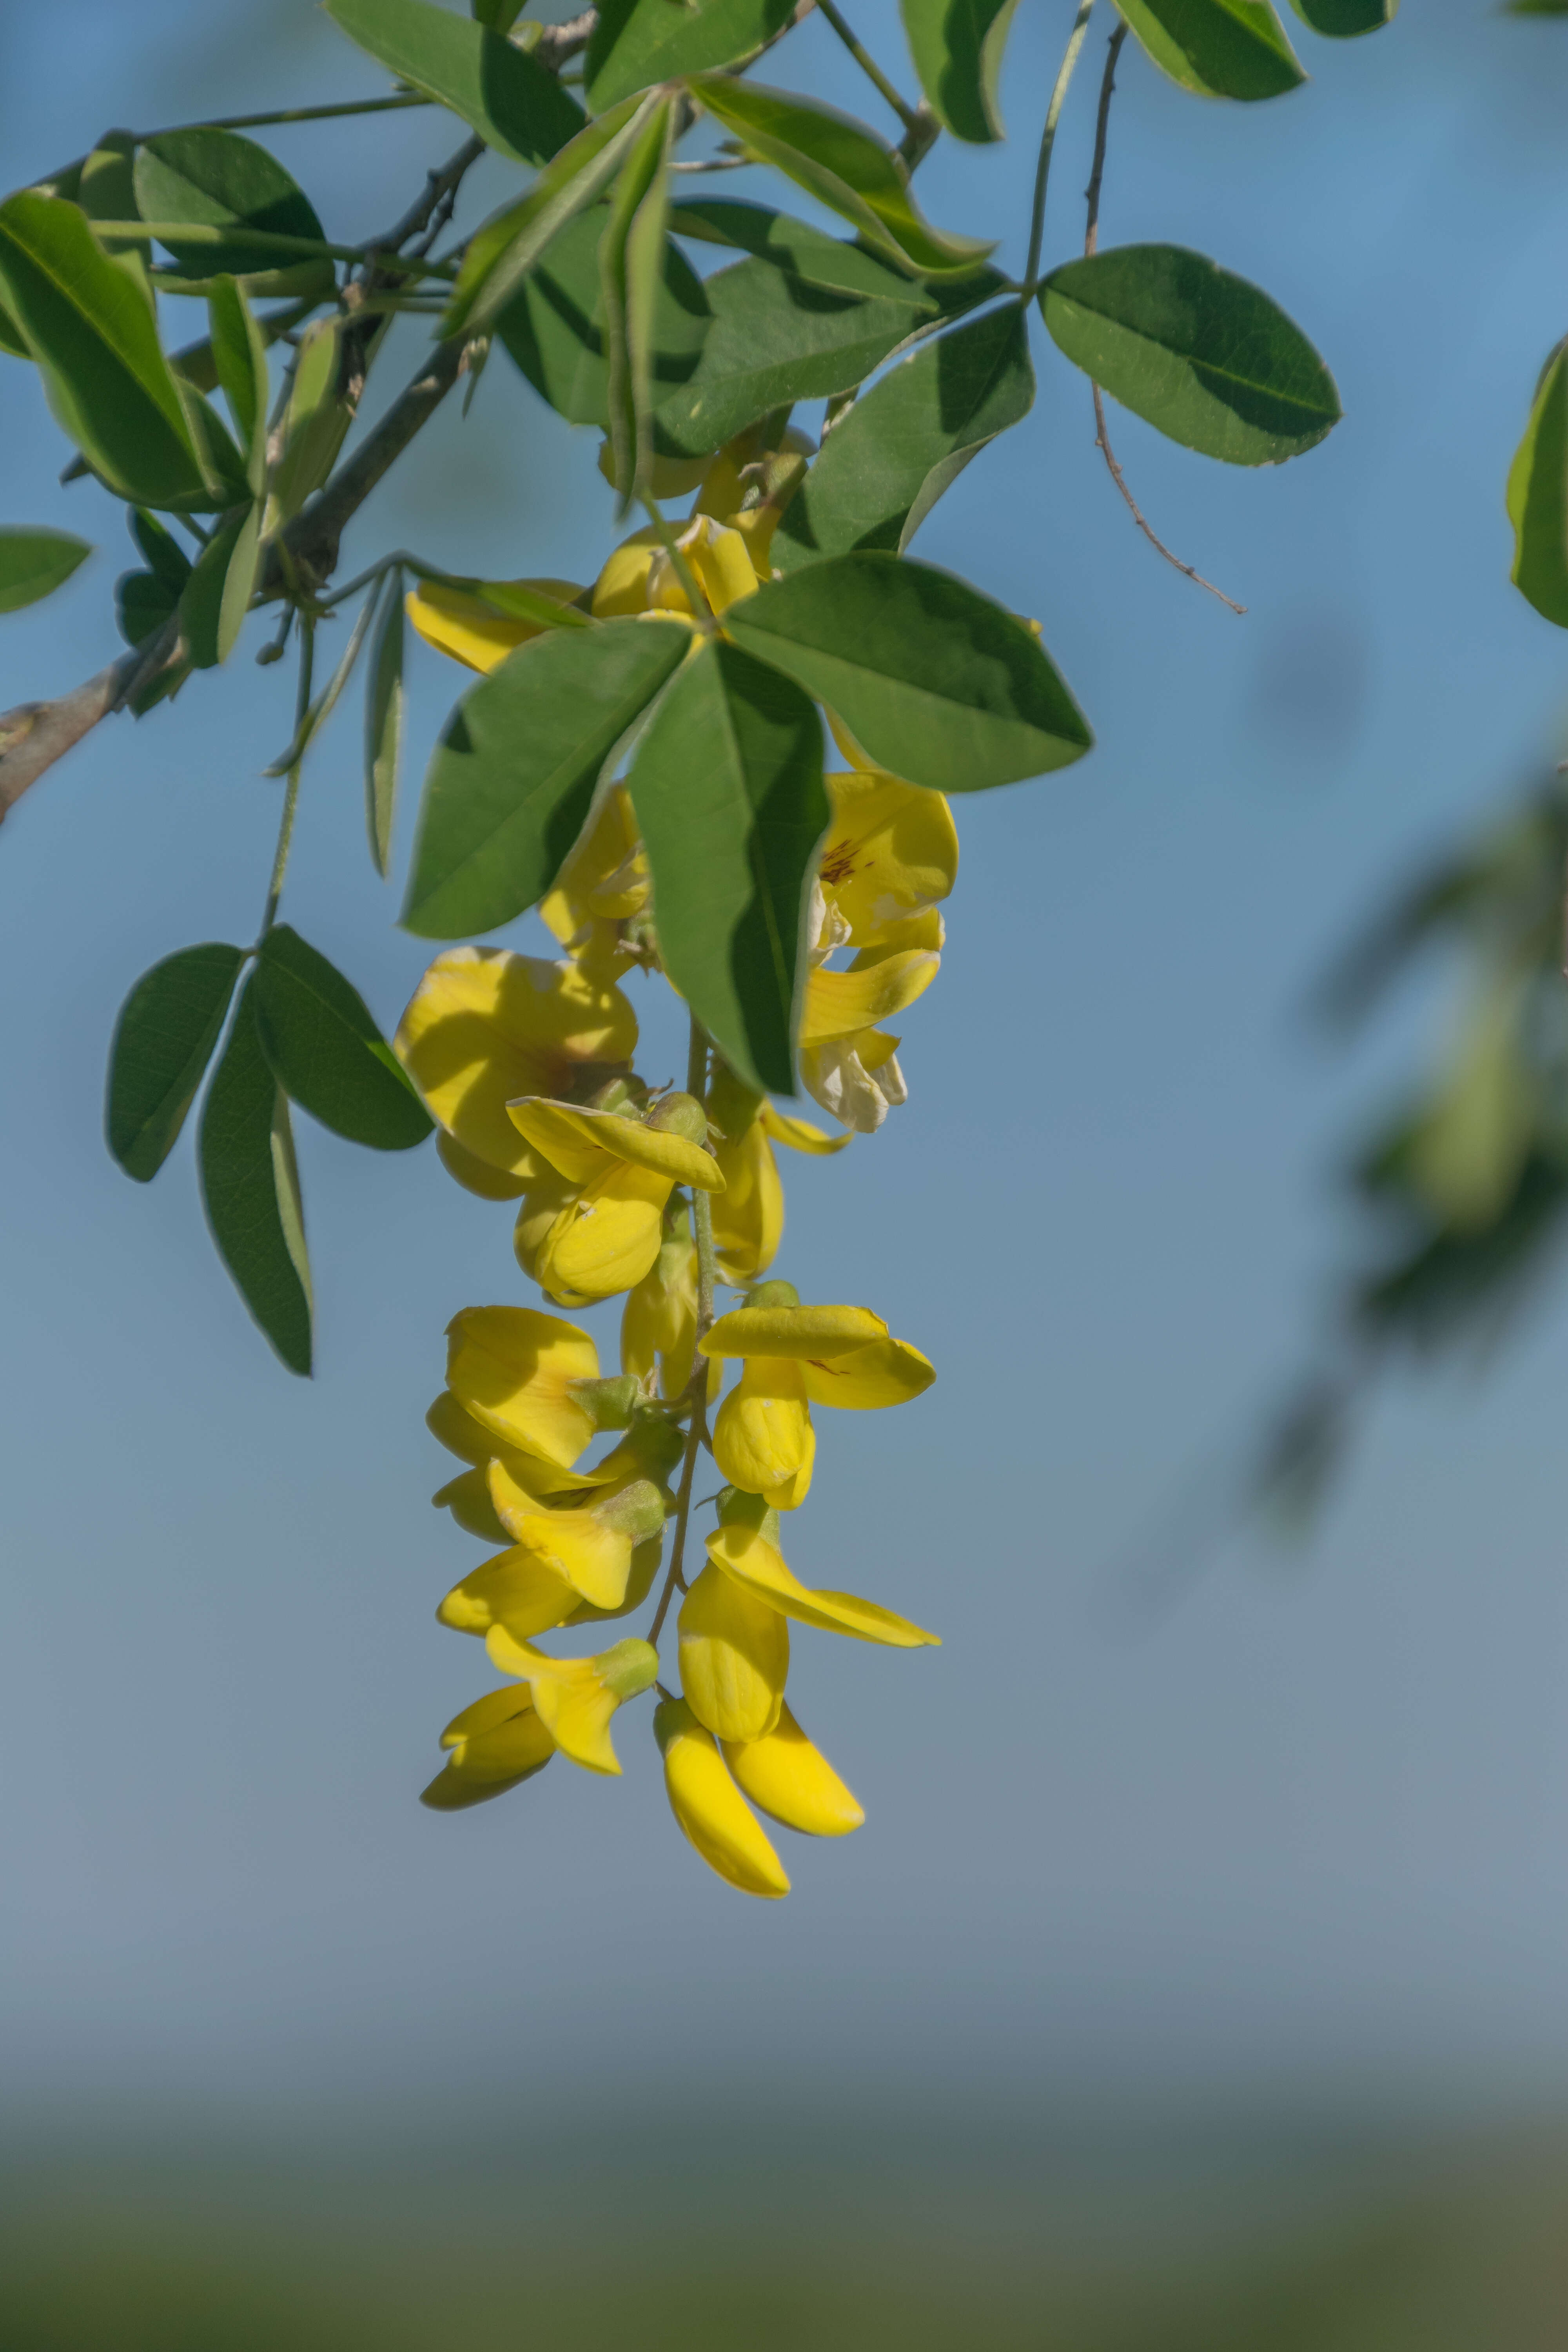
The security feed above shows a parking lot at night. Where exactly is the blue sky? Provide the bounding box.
[5,0,1568,2143]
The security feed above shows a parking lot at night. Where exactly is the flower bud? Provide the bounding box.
[716,1486,782,1550]
[645,1090,708,1144]
[744,1279,799,1311]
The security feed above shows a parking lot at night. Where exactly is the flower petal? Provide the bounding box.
[679,1562,788,1743]
[706,1524,939,1648]
[798,1336,935,1411]
[655,1697,790,1898]
[759,1103,853,1156]
[405,577,583,675]
[701,1304,887,1360]
[710,1359,815,1510]
[445,1305,600,1469]
[508,1098,725,1191]
[800,952,938,1048]
[436,1543,579,1638]
[722,1702,864,1837]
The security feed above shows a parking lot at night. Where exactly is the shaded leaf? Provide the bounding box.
[266,318,350,525]
[1288,0,1394,30]
[723,552,1092,791]
[132,507,194,594]
[325,0,585,165]
[365,568,406,878]
[199,981,313,1376]
[898,0,1022,142]
[264,587,381,774]
[774,302,1032,569]
[182,501,260,668]
[601,97,673,507]
[629,637,825,1096]
[693,78,994,279]
[1111,0,1306,98]
[206,275,269,486]
[1039,243,1339,465]
[0,191,209,508]
[116,566,180,648]
[403,615,691,937]
[671,198,959,303]
[498,204,710,431]
[106,942,247,1181]
[1508,343,1568,628]
[133,128,335,300]
[588,0,798,110]
[0,526,91,613]
[254,926,433,1151]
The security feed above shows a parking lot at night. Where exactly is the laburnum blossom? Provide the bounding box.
[506,1091,725,1308]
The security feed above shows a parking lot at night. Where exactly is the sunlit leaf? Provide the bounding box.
[1112,0,1306,99]
[254,926,434,1151]
[588,0,798,110]
[0,526,91,613]
[133,127,336,300]
[325,0,585,164]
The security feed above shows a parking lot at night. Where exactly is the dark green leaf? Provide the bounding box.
[443,93,659,339]
[168,297,314,396]
[497,205,710,430]
[116,567,180,648]
[588,0,798,109]
[0,526,91,613]
[254,926,433,1151]
[774,303,1033,569]
[0,192,209,508]
[671,199,957,303]
[199,981,313,1376]
[601,98,673,508]
[898,0,1022,141]
[267,318,350,523]
[182,502,260,668]
[77,132,155,306]
[723,552,1091,791]
[107,942,247,1181]
[131,508,193,594]
[1508,343,1568,627]
[1288,0,1394,31]
[692,78,994,279]
[365,569,406,879]
[1111,0,1306,99]
[265,587,382,775]
[206,275,268,484]
[325,0,585,165]
[403,616,690,938]
[0,296,28,358]
[133,129,335,300]
[629,637,825,1096]
[1039,243,1340,465]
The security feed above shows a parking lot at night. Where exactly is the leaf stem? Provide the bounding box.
[1022,0,1096,296]
[814,0,920,132]
[94,222,456,280]
[142,94,435,135]
[648,1022,719,1649]
[261,616,315,938]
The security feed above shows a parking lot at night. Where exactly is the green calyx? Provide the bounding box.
[599,1638,660,1701]
[569,1372,641,1430]
[744,1278,799,1311]
[592,1475,668,1545]
[645,1089,708,1143]
[716,1485,782,1550]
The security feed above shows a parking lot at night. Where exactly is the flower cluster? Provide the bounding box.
[396,432,958,1897]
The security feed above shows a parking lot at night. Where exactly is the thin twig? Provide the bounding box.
[1081,26,1245,616]
[815,0,919,132]
[1023,0,1096,294]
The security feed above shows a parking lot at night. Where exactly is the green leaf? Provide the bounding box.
[1288,0,1394,30]
[267,318,350,524]
[325,0,585,165]
[443,93,661,339]
[77,131,155,306]
[132,507,193,594]
[206,275,269,486]
[0,526,91,613]
[671,199,958,303]
[601,98,673,508]
[1111,0,1306,99]
[403,616,691,938]
[117,567,180,647]
[199,981,313,1376]
[722,552,1092,791]
[774,303,1033,569]
[497,205,710,431]
[0,192,209,508]
[168,297,313,396]
[254,926,433,1152]
[1039,244,1340,465]
[692,78,994,280]
[182,502,260,668]
[1507,344,1568,627]
[588,0,799,110]
[133,129,335,300]
[898,0,1022,141]
[106,942,247,1181]
[655,250,985,459]
[365,569,406,879]
[628,637,825,1096]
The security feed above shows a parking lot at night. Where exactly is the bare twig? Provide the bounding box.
[1082,26,1245,617]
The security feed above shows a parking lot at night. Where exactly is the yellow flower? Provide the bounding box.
[426,1388,619,1555]
[817,759,959,946]
[621,1204,700,1400]
[445,1304,612,1472]
[405,577,585,675]
[539,785,649,970]
[799,885,939,1136]
[420,1684,555,1810]
[507,1091,724,1307]
[437,1475,666,1641]
[722,1702,864,1838]
[654,1695,790,1898]
[706,1512,938,1647]
[700,1285,935,1412]
[397,947,637,1183]
[709,1356,816,1510]
[485,1631,659,1775]
[693,428,814,577]
[590,516,758,621]
[678,1561,788,1742]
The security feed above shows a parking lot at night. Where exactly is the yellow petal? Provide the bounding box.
[485,1455,564,1535]
[486,1632,657,1775]
[505,1507,636,1612]
[701,1303,887,1360]
[655,1696,790,1898]
[427,1388,605,1495]
[850,908,945,962]
[508,1098,725,1191]
[679,1562,788,1743]
[565,1531,663,1626]
[798,1336,935,1411]
[422,1684,556,1808]
[710,1358,815,1509]
[759,1103,852,1157]
[648,517,758,617]
[541,785,650,949]
[534,1159,670,1306]
[706,1524,939,1648]
[436,1130,534,1200]
[722,1702,864,1837]
[397,947,637,1177]
[436,1543,579,1638]
[818,769,958,941]
[445,1304,600,1469]
[405,578,583,675]
[432,1465,511,1545]
[591,525,662,618]
[710,1113,783,1286]
[597,440,708,500]
[621,1227,699,1400]
[799,951,938,1048]
[440,1683,539,1748]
